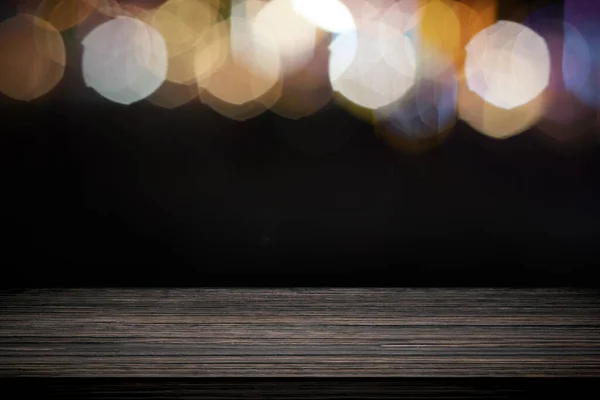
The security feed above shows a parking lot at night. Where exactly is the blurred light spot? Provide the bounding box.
[202,20,280,105]
[150,0,218,59]
[83,0,169,18]
[378,59,457,133]
[0,13,66,101]
[197,20,281,120]
[252,0,319,75]
[418,0,461,63]
[73,6,112,42]
[450,0,497,75]
[537,89,595,149]
[523,8,563,90]
[164,46,197,84]
[271,39,332,119]
[230,0,266,19]
[200,85,280,121]
[563,0,600,109]
[330,30,417,110]
[414,64,458,130]
[375,56,457,152]
[194,21,228,84]
[344,0,398,38]
[291,0,356,33]
[378,0,421,37]
[465,20,550,110]
[74,3,157,44]
[271,84,332,119]
[81,16,168,105]
[520,13,594,147]
[146,80,197,109]
[328,29,358,82]
[229,2,282,82]
[148,0,219,85]
[16,0,97,31]
[562,23,592,97]
[458,77,545,139]
[378,0,421,73]
[200,53,280,107]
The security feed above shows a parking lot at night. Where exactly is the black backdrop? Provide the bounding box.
[3,0,599,287]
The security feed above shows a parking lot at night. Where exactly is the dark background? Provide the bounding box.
[2,378,599,399]
[2,0,600,287]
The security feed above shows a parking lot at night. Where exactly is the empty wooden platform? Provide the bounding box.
[1,289,599,377]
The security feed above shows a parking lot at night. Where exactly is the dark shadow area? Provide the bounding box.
[2,378,599,399]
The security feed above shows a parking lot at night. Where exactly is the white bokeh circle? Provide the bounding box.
[464,21,550,110]
[82,16,168,105]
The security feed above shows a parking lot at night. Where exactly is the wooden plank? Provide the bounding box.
[1,289,599,377]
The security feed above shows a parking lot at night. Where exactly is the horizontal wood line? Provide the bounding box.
[1,289,599,377]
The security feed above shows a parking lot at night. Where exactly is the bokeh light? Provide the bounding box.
[564,0,600,109]
[149,0,219,85]
[292,0,355,34]
[328,29,358,82]
[3,0,600,149]
[343,0,401,37]
[250,0,322,76]
[81,16,168,105]
[197,19,281,120]
[378,0,421,36]
[523,7,595,148]
[229,1,281,83]
[379,60,457,132]
[82,0,167,18]
[464,20,550,110]
[199,51,280,108]
[449,0,497,76]
[150,0,218,58]
[0,13,66,101]
[205,20,280,105]
[194,20,228,85]
[375,52,457,152]
[330,28,417,111]
[458,76,546,139]
[16,0,97,31]
[418,0,461,64]
[562,23,592,100]
[271,36,332,119]
[146,80,197,109]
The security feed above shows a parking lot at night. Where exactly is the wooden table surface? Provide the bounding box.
[1,288,599,377]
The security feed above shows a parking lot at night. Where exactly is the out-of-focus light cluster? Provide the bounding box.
[2,0,600,146]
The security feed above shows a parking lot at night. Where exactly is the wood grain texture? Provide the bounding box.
[1,289,599,377]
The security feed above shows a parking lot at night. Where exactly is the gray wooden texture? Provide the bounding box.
[1,289,599,376]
